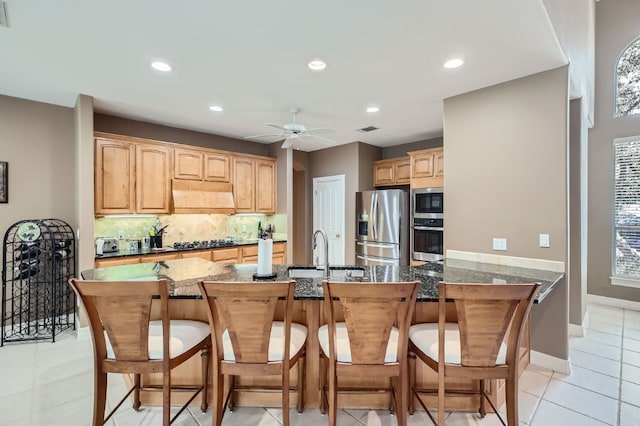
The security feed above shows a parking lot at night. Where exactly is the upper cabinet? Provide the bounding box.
[136,144,171,214]
[95,136,171,215]
[408,147,444,188]
[94,132,276,216]
[233,156,276,214]
[95,138,135,215]
[174,148,230,182]
[373,157,410,187]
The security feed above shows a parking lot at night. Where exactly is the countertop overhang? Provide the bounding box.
[81,257,563,303]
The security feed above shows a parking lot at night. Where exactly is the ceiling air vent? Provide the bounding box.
[0,2,8,27]
[357,126,379,133]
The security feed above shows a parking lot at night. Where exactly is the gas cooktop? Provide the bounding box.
[172,240,235,250]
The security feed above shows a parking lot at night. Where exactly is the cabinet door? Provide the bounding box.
[256,159,276,214]
[233,157,255,213]
[95,139,135,215]
[141,253,180,263]
[395,157,411,184]
[412,153,434,178]
[212,247,239,264]
[434,149,444,178]
[373,160,395,186]
[94,256,140,268]
[136,144,172,214]
[180,250,212,261]
[204,152,230,182]
[174,148,203,180]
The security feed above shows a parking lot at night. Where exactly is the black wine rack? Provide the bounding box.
[1,219,76,345]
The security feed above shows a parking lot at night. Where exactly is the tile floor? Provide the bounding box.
[1,302,640,425]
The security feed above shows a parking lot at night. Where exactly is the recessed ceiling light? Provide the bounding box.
[308,59,327,71]
[209,105,223,112]
[151,61,172,72]
[366,106,380,113]
[444,58,464,69]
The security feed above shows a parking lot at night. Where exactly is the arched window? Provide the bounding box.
[616,38,640,116]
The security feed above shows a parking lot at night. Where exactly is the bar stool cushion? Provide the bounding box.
[318,322,399,363]
[222,321,308,362]
[105,319,210,360]
[409,322,507,365]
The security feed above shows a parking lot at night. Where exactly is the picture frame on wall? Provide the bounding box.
[0,161,7,203]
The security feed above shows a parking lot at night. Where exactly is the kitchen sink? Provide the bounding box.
[287,266,366,279]
[328,266,365,278]
[287,267,325,278]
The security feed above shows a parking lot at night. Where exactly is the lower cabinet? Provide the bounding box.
[94,242,288,268]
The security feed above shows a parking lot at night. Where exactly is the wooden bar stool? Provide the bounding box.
[68,278,211,426]
[197,280,307,426]
[408,282,540,426]
[318,280,420,426]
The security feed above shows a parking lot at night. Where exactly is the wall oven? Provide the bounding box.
[411,188,444,261]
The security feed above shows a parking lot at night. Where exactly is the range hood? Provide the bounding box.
[171,180,236,214]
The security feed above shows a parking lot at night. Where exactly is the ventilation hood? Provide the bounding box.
[171,180,236,214]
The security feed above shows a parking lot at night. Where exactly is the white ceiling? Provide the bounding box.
[0,0,569,152]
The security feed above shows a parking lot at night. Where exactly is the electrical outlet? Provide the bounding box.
[539,233,550,248]
[242,224,247,233]
[492,278,507,284]
[492,238,507,251]
[117,230,125,239]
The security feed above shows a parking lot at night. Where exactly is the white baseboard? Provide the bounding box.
[587,294,640,311]
[76,325,90,340]
[530,350,571,374]
[569,310,589,337]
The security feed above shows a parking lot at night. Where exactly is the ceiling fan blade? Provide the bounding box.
[265,123,289,131]
[305,127,336,134]
[302,133,336,144]
[244,133,284,140]
[281,139,293,149]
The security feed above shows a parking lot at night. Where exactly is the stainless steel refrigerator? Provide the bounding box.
[355,189,409,266]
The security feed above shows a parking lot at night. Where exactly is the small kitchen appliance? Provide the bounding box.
[97,238,119,254]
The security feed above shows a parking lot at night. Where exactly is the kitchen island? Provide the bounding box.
[80,258,563,412]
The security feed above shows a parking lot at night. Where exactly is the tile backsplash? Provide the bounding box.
[95,214,287,247]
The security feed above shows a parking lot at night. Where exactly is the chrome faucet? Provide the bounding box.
[312,229,330,277]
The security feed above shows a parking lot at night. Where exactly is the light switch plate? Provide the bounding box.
[492,238,507,251]
[539,233,550,248]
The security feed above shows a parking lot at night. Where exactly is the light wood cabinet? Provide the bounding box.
[141,253,180,263]
[95,138,135,215]
[94,256,139,268]
[180,250,212,261]
[95,136,171,215]
[373,157,410,187]
[409,147,444,188]
[233,156,276,214]
[273,242,287,264]
[212,247,240,264]
[174,148,230,182]
[136,144,171,214]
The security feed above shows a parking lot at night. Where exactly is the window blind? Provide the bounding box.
[614,138,640,279]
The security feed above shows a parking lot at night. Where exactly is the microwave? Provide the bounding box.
[412,187,443,219]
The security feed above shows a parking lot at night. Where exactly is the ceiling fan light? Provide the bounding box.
[308,59,327,71]
[366,106,380,113]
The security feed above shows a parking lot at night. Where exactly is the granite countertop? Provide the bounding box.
[94,238,288,260]
[81,257,563,303]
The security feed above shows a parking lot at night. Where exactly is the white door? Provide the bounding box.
[313,175,345,265]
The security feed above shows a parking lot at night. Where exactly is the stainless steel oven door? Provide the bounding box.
[412,226,444,261]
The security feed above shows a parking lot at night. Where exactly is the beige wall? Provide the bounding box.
[382,137,443,159]
[587,0,640,302]
[0,95,76,237]
[443,66,569,358]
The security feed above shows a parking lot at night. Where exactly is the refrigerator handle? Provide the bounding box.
[371,193,378,240]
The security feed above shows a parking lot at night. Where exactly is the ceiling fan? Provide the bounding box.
[244,107,336,149]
